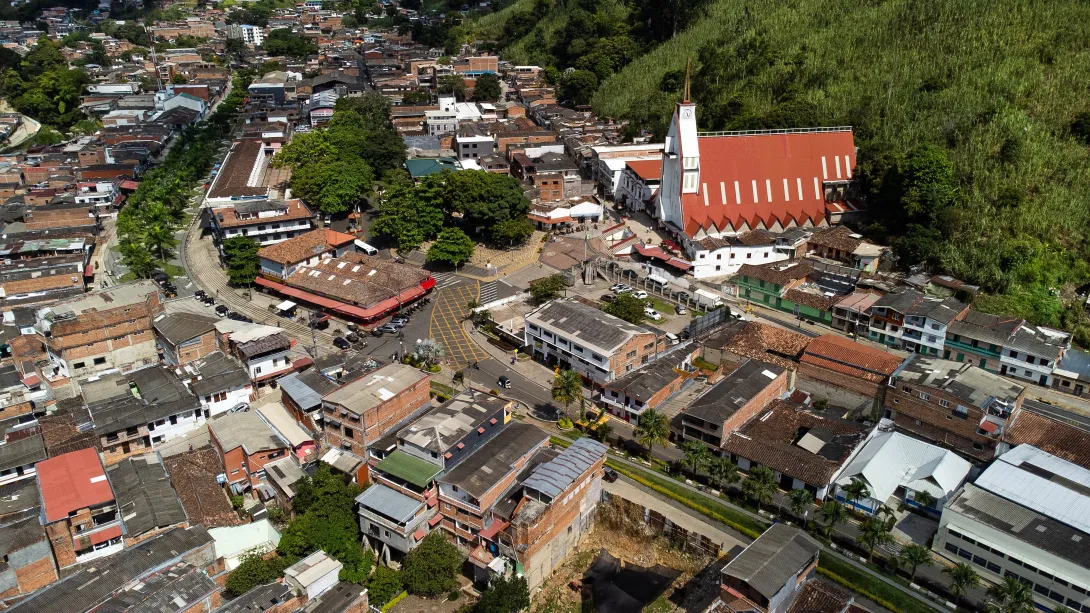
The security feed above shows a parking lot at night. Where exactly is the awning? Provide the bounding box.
[84,264,94,277]
[413,528,426,541]
[479,520,508,541]
[254,276,435,322]
[87,525,122,545]
[428,513,443,527]
[276,300,297,311]
[979,420,1000,434]
[119,180,140,190]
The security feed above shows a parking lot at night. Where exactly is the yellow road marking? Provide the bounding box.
[427,282,489,367]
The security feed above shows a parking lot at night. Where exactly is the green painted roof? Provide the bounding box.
[404,157,457,178]
[376,450,441,488]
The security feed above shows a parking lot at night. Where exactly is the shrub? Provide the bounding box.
[367,567,403,606]
[401,532,462,596]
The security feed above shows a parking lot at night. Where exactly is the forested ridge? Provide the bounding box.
[473,0,1090,343]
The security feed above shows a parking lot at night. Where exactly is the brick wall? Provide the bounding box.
[44,521,77,568]
[534,175,562,202]
[176,330,219,364]
[798,362,884,400]
[645,372,689,410]
[719,369,790,442]
[329,376,430,457]
[609,332,661,381]
[13,553,59,595]
[101,430,151,465]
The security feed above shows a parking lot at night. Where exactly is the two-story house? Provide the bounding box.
[210,199,316,249]
[944,310,1070,386]
[804,225,882,272]
[734,261,839,325]
[256,228,358,281]
[675,359,789,448]
[900,295,967,356]
[713,524,827,613]
[885,356,1027,462]
[231,332,295,385]
[184,351,253,417]
[152,312,220,366]
[321,364,431,458]
[524,299,662,386]
[37,448,123,569]
[208,411,289,494]
[687,230,792,280]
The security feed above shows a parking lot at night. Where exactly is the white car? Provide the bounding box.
[644,307,663,321]
[615,284,634,294]
[632,290,649,299]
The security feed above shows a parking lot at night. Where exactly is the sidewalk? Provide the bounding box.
[465,320,592,399]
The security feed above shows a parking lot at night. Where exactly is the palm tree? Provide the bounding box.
[787,489,813,520]
[742,466,778,513]
[145,221,178,263]
[856,517,895,562]
[818,501,848,537]
[911,490,937,512]
[551,369,582,417]
[707,457,740,492]
[593,421,613,444]
[840,478,871,509]
[944,562,980,609]
[898,543,933,582]
[985,575,1034,613]
[634,409,669,458]
[680,441,711,477]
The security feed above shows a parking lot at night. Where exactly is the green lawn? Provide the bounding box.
[818,555,941,613]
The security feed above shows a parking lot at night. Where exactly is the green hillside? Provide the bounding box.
[479,0,1090,342]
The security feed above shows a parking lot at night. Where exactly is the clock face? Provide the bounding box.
[682,108,693,119]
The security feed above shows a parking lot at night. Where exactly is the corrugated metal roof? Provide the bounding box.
[354,484,423,524]
[976,444,1090,534]
[523,437,606,499]
[835,429,971,503]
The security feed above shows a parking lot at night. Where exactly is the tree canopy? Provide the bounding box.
[401,532,462,596]
[473,72,502,102]
[529,274,566,303]
[0,38,89,131]
[604,294,646,324]
[223,237,260,286]
[262,28,318,58]
[474,575,530,613]
[427,228,476,267]
[277,466,370,582]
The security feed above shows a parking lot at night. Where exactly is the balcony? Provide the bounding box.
[944,338,1001,358]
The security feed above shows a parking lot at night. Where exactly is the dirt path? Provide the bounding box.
[0,99,41,148]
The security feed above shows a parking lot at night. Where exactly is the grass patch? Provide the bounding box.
[647,297,675,314]
[118,272,139,283]
[162,263,186,278]
[818,554,940,613]
[430,381,455,397]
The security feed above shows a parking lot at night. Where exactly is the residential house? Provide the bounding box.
[712,524,825,613]
[210,200,316,248]
[524,299,662,385]
[185,351,253,417]
[36,448,122,569]
[833,424,971,515]
[1000,401,1090,471]
[688,231,791,280]
[601,356,692,423]
[699,320,810,372]
[617,159,661,212]
[945,310,1070,386]
[675,360,789,447]
[257,403,316,461]
[232,331,295,385]
[867,290,967,355]
[37,280,163,381]
[829,292,879,336]
[83,367,204,464]
[885,356,1027,462]
[104,454,187,545]
[798,334,904,399]
[208,411,289,493]
[734,261,839,325]
[279,369,340,433]
[721,399,871,498]
[0,516,58,605]
[934,445,1090,613]
[0,430,46,488]
[256,228,358,281]
[804,225,882,272]
[152,311,220,366]
[284,550,342,601]
[321,363,430,458]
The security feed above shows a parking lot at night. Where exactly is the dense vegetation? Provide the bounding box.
[479,0,1090,343]
[271,93,406,215]
[0,38,88,130]
[262,28,318,58]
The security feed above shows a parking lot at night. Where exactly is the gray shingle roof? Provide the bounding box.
[190,351,251,397]
[723,524,819,600]
[106,454,187,538]
[439,423,549,499]
[152,312,218,345]
[685,359,784,425]
[525,299,654,355]
[99,563,217,613]
[0,432,46,471]
[211,583,293,613]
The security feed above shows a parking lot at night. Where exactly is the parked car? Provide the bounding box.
[603,469,619,483]
[632,290,649,299]
[333,337,351,350]
[373,323,399,336]
[215,305,229,317]
[601,294,615,303]
[387,319,406,329]
[195,290,207,299]
[675,305,688,315]
[609,283,624,292]
[643,307,663,321]
[614,284,633,294]
[390,315,409,326]
[346,332,360,343]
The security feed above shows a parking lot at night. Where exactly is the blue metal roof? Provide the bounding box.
[354,484,422,524]
[523,438,607,499]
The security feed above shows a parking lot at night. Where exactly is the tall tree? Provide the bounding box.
[898,544,934,583]
[634,409,669,458]
[551,369,582,416]
[818,501,848,537]
[742,466,778,513]
[222,236,260,286]
[856,517,895,562]
[426,227,476,267]
[985,576,1034,613]
[944,562,980,608]
[401,532,462,596]
[473,72,501,102]
[474,575,530,613]
[680,441,711,476]
[787,488,812,520]
[371,177,446,250]
[840,479,871,508]
[707,456,740,492]
[603,294,647,324]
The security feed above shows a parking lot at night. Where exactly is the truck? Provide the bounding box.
[694,288,724,309]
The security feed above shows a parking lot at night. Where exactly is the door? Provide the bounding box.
[1040,374,1048,385]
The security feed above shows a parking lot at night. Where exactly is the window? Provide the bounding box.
[902,386,913,394]
[343,427,353,439]
[945,543,959,555]
[1034,584,1050,597]
[254,366,262,374]
[986,561,1001,573]
[1009,350,1019,358]
[93,356,106,365]
[939,398,950,408]
[73,361,86,369]
[919,392,930,401]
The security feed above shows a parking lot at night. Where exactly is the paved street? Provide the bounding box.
[428,279,489,367]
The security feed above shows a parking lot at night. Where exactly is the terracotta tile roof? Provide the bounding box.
[801,334,903,383]
[37,448,114,522]
[1,273,83,296]
[678,130,855,236]
[806,225,862,253]
[25,208,96,230]
[737,261,812,287]
[787,581,853,613]
[719,321,810,370]
[256,228,357,266]
[163,448,245,528]
[624,159,661,181]
[214,199,313,228]
[722,400,869,486]
[1003,410,1090,471]
[784,288,841,312]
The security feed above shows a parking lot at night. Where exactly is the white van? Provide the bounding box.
[354,239,378,256]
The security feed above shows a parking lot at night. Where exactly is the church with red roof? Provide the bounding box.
[655,98,858,240]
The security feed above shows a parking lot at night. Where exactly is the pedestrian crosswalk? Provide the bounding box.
[433,272,459,290]
[479,281,498,304]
